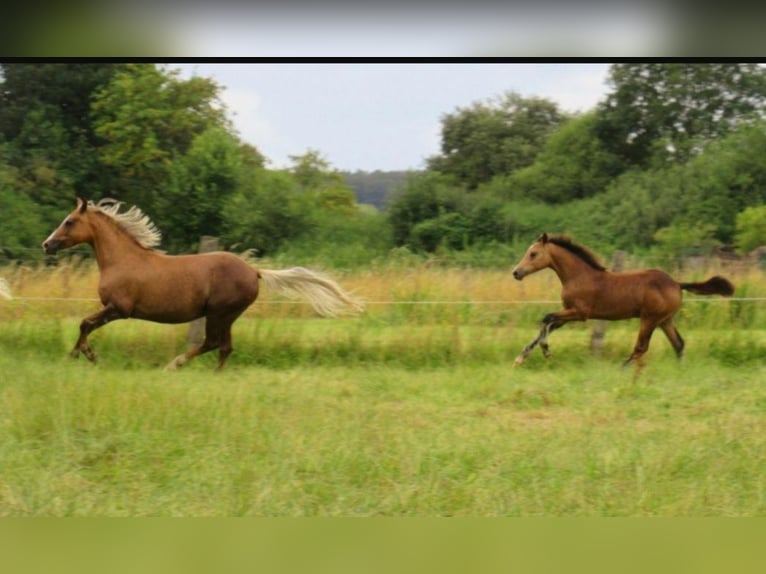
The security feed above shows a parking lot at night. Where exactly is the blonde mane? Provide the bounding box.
[92,200,162,249]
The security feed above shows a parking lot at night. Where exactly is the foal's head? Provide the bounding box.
[43,197,97,254]
[512,233,555,280]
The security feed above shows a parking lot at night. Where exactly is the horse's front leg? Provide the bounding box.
[71,304,124,362]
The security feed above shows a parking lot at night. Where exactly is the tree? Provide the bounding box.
[597,63,766,168]
[387,172,468,249]
[507,111,624,203]
[427,91,566,189]
[735,206,766,253]
[90,64,229,212]
[221,168,314,256]
[0,159,47,260]
[0,63,125,213]
[288,149,356,213]
[159,127,245,251]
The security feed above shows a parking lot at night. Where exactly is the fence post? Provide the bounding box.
[590,250,625,355]
[187,236,220,347]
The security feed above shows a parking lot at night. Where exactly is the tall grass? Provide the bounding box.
[1,259,764,516]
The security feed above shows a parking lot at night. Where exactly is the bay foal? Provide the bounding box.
[511,233,734,371]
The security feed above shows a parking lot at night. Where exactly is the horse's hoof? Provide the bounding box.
[513,357,525,367]
[70,349,80,359]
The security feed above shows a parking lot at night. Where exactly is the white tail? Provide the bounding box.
[258,267,363,317]
[0,277,11,301]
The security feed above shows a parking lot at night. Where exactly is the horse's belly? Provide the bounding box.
[131,302,204,324]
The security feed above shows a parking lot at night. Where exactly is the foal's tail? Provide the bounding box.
[0,277,12,300]
[680,275,735,297]
[257,267,364,317]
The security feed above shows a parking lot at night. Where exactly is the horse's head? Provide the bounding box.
[512,233,554,280]
[42,197,95,255]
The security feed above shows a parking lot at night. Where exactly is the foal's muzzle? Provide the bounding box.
[512,268,525,281]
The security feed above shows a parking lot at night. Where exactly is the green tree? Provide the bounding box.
[387,172,468,249]
[159,127,245,252]
[91,64,229,212]
[507,111,625,203]
[288,149,356,213]
[221,168,313,256]
[653,222,721,258]
[598,63,766,168]
[735,206,766,253]
[0,63,124,213]
[0,159,47,259]
[428,91,566,189]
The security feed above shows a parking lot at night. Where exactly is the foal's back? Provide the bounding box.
[592,268,681,320]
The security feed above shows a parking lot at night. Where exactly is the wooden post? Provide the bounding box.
[187,236,220,347]
[590,250,626,355]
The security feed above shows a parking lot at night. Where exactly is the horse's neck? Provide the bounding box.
[91,219,147,270]
[548,245,596,284]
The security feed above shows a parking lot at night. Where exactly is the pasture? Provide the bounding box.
[0,261,764,516]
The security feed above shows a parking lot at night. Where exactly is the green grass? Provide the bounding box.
[1,315,764,516]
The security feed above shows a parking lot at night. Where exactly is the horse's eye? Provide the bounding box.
[64,219,75,228]
[530,252,537,260]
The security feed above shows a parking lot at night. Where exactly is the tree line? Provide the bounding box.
[1,63,766,269]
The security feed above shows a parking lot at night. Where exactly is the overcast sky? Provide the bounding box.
[172,63,612,173]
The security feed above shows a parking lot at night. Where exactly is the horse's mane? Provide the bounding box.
[91,200,162,250]
[547,234,606,271]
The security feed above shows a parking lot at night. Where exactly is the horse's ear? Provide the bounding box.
[538,233,549,244]
[76,197,87,213]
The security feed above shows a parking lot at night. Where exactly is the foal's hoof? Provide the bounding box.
[513,356,525,367]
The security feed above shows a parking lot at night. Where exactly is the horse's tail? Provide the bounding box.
[257,267,364,317]
[680,275,735,297]
[0,277,12,300]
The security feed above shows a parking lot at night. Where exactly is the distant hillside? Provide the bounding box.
[341,170,417,209]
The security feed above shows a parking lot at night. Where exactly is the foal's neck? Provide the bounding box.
[548,245,600,283]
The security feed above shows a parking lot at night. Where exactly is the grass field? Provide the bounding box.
[0,262,764,516]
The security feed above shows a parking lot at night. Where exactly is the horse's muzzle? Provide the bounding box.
[43,239,61,255]
[512,268,525,281]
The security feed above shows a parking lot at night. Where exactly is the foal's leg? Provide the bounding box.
[622,317,658,379]
[513,323,549,366]
[514,309,577,366]
[71,304,124,362]
[659,318,685,359]
[538,321,564,358]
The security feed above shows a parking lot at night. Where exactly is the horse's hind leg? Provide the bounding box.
[215,325,234,371]
[165,314,237,371]
[165,319,221,371]
[659,318,685,359]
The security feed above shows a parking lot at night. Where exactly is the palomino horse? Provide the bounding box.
[43,198,363,370]
[511,233,734,370]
